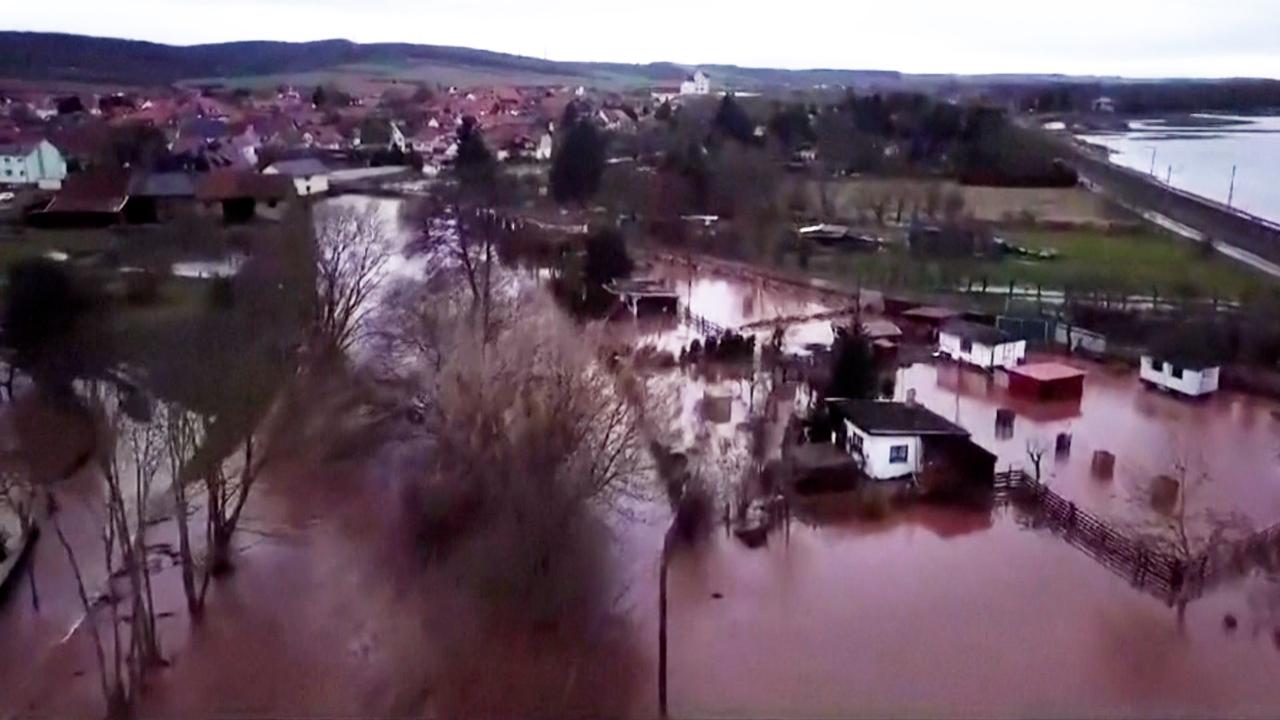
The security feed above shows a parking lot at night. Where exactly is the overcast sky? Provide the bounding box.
[9,0,1280,78]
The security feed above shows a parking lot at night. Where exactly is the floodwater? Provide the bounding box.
[1078,115,1280,224]
[614,263,1280,718]
[8,198,1280,717]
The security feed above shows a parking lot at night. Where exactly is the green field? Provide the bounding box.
[784,227,1271,301]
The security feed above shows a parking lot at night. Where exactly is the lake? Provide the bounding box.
[1077,115,1280,224]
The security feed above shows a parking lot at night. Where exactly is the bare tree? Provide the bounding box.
[1025,436,1050,483]
[1133,441,1251,563]
[313,202,392,354]
[405,195,510,342]
[161,404,210,616]
[410,293,647,617]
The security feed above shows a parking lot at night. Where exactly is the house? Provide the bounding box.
[195,170,294,223]
[1006,362,1086,401]
[1091,96,1116,113]
[938,320,1026,370]
[534,132,553,161]
[680,70,711,96]
[1139,354,1220,398]
[263,158,330,197]
[0,138,68,189]
[826,399,995,485]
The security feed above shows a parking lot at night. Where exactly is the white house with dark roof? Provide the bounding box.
[938,320,1026,370]
[0,138,67,188]
[1139,354,1220,397]
[826,399,994,483]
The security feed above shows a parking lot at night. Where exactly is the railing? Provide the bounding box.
[995,470,1185,602]
[682,308,729,337]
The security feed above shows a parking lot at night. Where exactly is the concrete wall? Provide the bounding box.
[1140,356,1220,397]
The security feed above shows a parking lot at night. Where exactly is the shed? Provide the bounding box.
[825,399,994,487]
[938,320,1027,371]
[1006,362,1086,401]
[1139,354,1219,398]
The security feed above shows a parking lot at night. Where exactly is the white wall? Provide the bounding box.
[0,141,66,186]
[938,332,1026,370]
[840,420,921,480]
[1140,356,1220,397]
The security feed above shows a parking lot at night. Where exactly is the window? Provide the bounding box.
[889,444,909,463]
[960,338,973,353]
[1170,365,1183,379]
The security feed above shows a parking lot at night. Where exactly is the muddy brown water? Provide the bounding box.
[6,205,1280,717]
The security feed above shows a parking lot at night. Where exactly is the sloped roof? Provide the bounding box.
[828,399,969,437]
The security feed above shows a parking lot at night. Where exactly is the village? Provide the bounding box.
[3,54,1280,719]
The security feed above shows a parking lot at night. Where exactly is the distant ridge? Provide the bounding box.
[0,31,1273,90]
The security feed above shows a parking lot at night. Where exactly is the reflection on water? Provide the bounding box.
[1079,115,1280,223]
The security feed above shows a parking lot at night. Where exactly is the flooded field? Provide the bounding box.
[6,195,1280,718]
[608,258,1280,718]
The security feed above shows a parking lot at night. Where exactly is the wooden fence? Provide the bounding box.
[682,309,729,337]
[995,470,1185,603]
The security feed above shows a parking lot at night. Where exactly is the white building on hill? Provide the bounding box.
[680,70,710,96]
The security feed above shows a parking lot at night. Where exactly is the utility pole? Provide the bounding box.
[1149,147,1158,176]
[1227,164,1237,208]
[1166,164,1173,185]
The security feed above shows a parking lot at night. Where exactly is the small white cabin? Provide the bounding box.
[938,320,1026,370]
[827,399,975,481]
[1140,355,1219,397]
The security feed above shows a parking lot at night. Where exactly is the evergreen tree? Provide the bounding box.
[550,119,608,205]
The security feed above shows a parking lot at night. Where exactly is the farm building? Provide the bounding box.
[1139,355,1220,398]
[1006,362,1086,401]
[826,399,995,486]
[938,320,1026,370]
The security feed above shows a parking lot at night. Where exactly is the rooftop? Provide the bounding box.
[941,319,1014,346]
[827,399,970,437]
[1007,362,1087,383]
[901,306,963,322]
